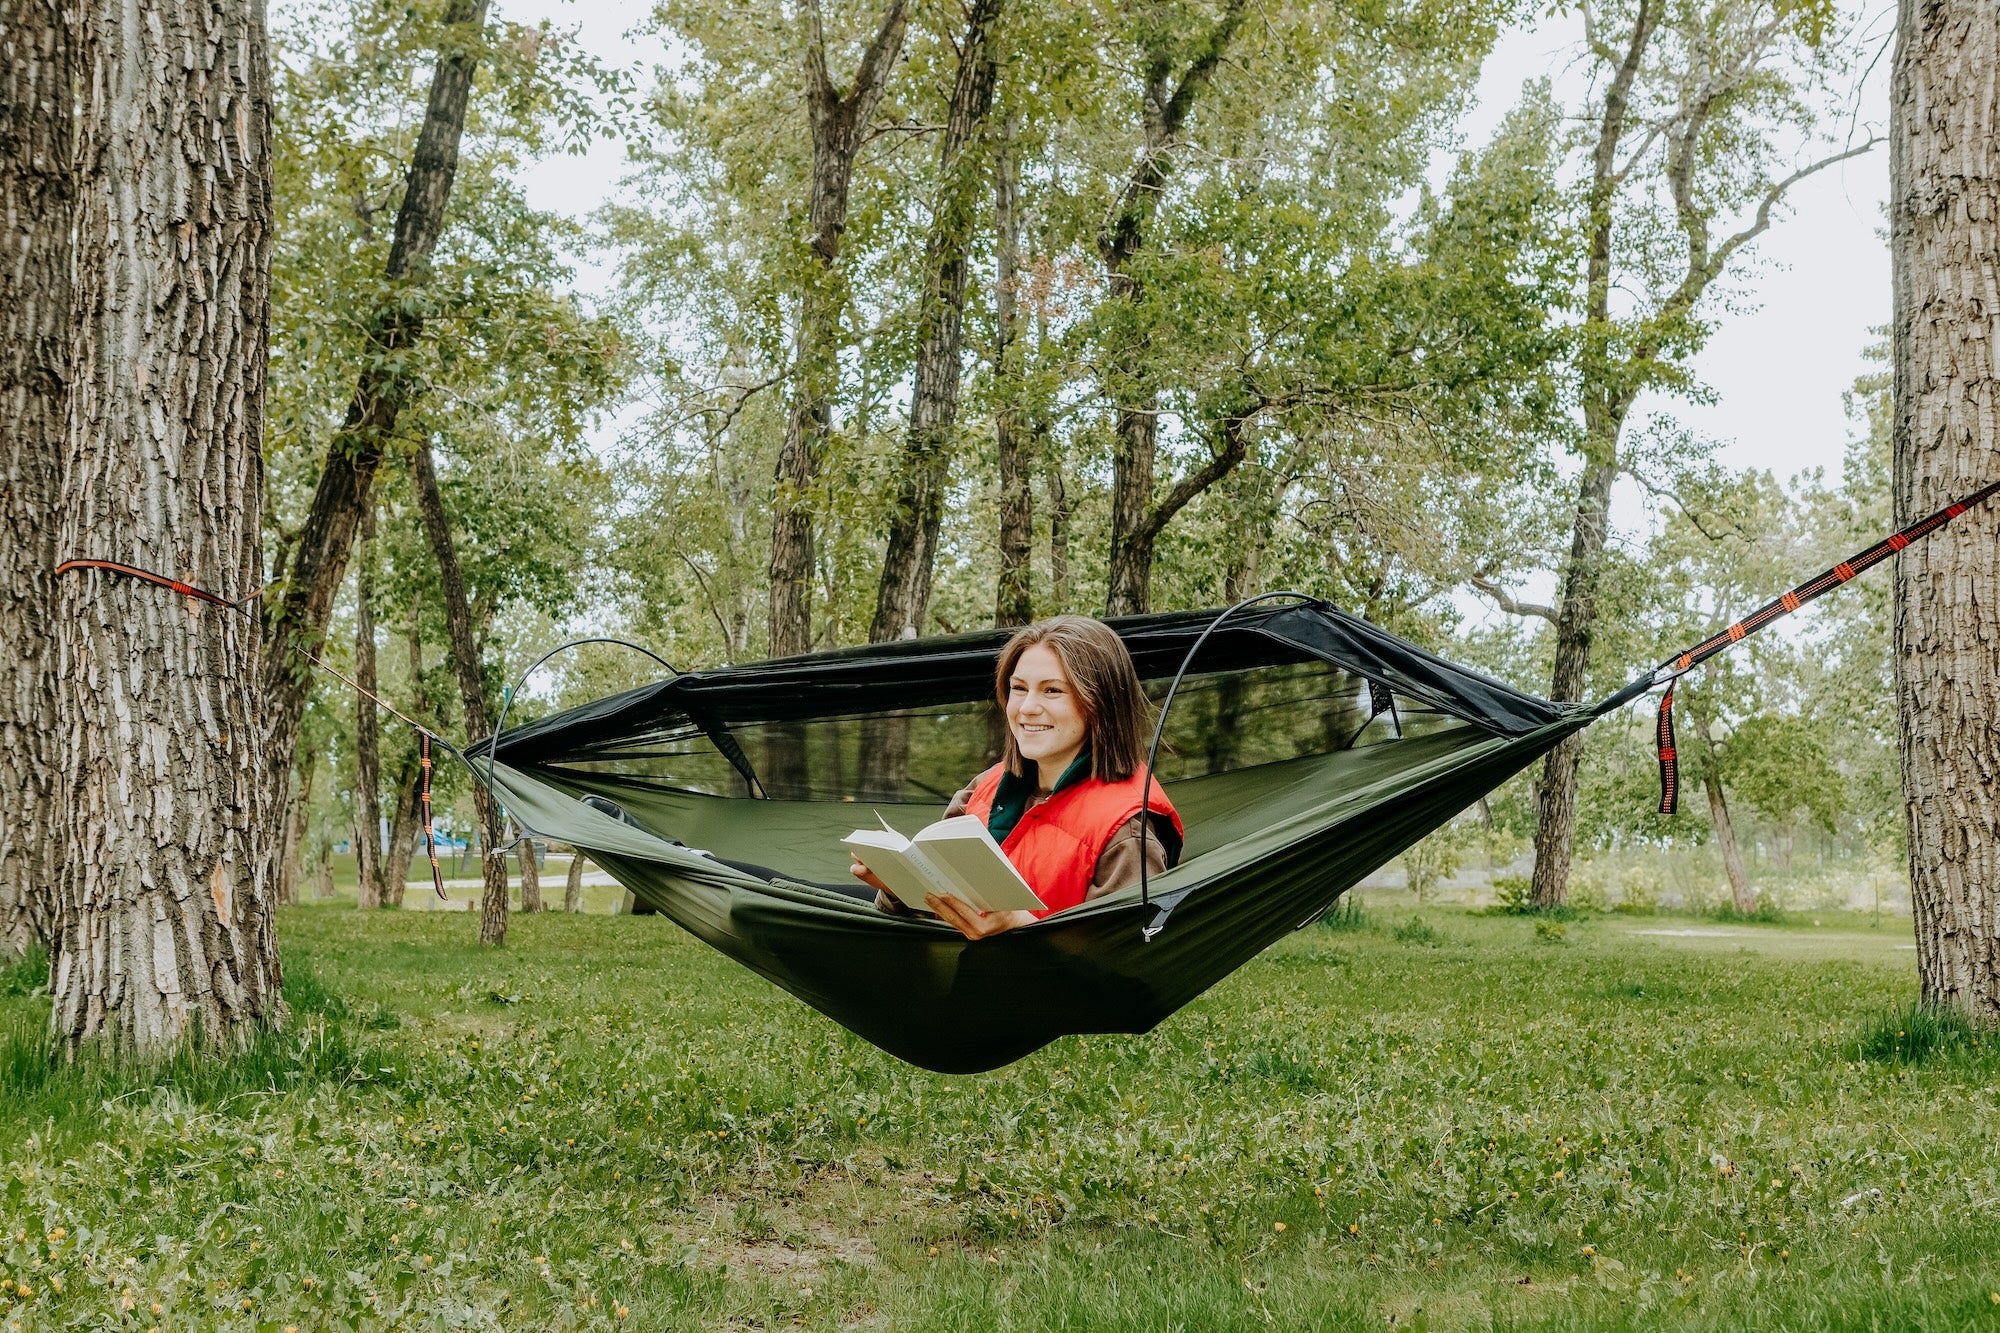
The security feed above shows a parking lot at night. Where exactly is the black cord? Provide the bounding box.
[482,636,680,840]
[1137,591,1322,939]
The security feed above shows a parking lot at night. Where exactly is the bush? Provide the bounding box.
[1318,897,1367,932]
[1534,918,1568,945]
[1853,1002,1997,1066]
[1613,862,1662,914]
[1393,915,1440,946]
[1491,875,1534,914]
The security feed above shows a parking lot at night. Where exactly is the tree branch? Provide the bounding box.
[1469,574,1558,623]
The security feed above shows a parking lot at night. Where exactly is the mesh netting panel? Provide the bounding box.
[542,656,1460,803]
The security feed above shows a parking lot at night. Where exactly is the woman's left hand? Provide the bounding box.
[924,894,1036,940]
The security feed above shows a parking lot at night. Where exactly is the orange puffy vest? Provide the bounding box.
[963,764,1184,917]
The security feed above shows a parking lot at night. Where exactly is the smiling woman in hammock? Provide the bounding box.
[851,615,1185,940]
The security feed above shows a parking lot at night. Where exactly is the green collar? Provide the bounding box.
[987,750,1091,845]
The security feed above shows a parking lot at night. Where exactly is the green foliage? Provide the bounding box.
[1317,896,1368,932]
[1392,915,1441,946]
[1492,874,1534,913]
[1853,1003,1999,1068]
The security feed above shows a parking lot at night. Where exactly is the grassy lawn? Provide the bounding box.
[2,895,1997,1330]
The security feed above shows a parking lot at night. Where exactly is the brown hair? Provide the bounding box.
[994,615,1152,782]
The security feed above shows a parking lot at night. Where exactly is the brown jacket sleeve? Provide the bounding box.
[872,784,974,915]
[1083,813,1173,902]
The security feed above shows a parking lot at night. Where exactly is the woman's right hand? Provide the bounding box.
[850,857,889,895]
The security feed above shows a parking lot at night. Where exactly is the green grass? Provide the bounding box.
[0,895,1995,1330]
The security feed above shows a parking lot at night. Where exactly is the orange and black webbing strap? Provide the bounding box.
[419,734,446,901]
[54,557,451,899]
[1655,680,1679,815]
[1650,477,2000,812]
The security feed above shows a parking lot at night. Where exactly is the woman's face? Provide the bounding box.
[1007,643,1088,781]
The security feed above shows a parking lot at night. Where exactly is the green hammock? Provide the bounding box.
[474,463,2000,1075]
[478,600,1620,1073]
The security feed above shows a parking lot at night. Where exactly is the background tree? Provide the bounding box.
[260,0,492,878]
[1891,0,2000,1021]
[50,0,279,1052]
[0,0,71,960]
[1488,0,1878,910]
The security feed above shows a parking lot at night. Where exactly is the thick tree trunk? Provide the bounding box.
[1098,2,1248,616]
[0,0,72,961]
[51,0,280,1053]
[518,841,541,913]
[352,508,383,909]
[410,442,509,944]
[767,0,909,659]
[871,0,1000,643]
[1529,455,1619,909]
[259,0,490,880]
[992,112,1034,630]
[564,850,585,913]
[1892,0,2000,1022]
[1687,705,1754,914]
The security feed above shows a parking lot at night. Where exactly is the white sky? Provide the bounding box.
[500,0,1894,593]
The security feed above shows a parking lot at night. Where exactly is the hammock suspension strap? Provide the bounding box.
[54,557,450,900]
[1646,478,2000,813]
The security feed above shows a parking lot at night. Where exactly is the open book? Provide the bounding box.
[842,814,1047,915]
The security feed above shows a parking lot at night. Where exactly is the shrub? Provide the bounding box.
[1492,875,1534,914]
[1534,918,1568,945]
[1318,897,1368,932]
[1393,916,1440,946]
[1853,1002,1997,1066]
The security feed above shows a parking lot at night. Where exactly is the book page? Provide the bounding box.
[910,816,1045,913]
[840,829,971,912]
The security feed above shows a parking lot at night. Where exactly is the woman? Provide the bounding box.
[852,615,1183,940]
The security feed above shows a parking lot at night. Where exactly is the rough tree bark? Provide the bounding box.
[767,0,909,658]
[1045,464,1070,609]
[51,0,281,1053]
[1099,0,1249,616]
[410,442,510,945]
[353,507,383,909]
[563,850,585,913]
[992,111,1035,629]
[870,0,1000,642]
[517,841,541,914]
[1687,701,1754,914]
[259,0,490,874]
[1891,0,2000,1021]
[0,0,71,961]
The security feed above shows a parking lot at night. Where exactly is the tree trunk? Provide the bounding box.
[352,507,383,909]
[51,0,279,1054]
[1098,2,1248,617]
[991,113,1034,628]
[410,442,509,945]
[564,850,585,913]
[377,603,432,908]
[378,747,424,907]
[0,0,72,962]
[1892,0,2000,1022]
[1046,461,1070,610]
[518,841,541,913]
[767,0,909,659]
[871,0,1000,643]
[1528,455,1619,909]
[1687,704,1754,914]
[259,0,490,883]
[278,760,314,907]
